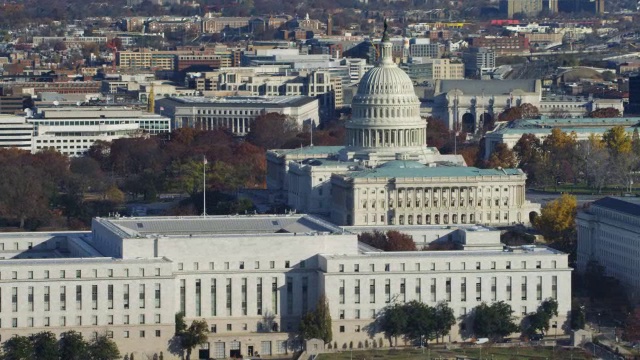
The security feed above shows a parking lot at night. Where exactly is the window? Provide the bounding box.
[124,331,129,339]
[270,261,275,269]
[285,261,290,268]
[536,261,541,269]
[385,279,391,303]
[139,314,145,324]
[384,264,390,272]
[156,330,161,338]
[76,270,81,278]
[339,326,345,333]
[239,261,244,270]
[521,276,527,300]
[339,264,344,272]
[124,315,129,325]
[108,315,113,325]
[140,331,145,338]
[369,279,376,303]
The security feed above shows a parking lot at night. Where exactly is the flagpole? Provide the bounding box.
[203,156,207,217]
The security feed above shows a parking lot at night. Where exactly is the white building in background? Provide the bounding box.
[0,214,571,359]
[577,197,640,301]
[0,114,33,151]
[28,107,171,156]
[483,116,640,159]
[155,95,319,136]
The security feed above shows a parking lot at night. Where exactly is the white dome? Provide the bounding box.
[356,65,415,97]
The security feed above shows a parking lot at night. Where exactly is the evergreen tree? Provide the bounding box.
[30,331,59,360]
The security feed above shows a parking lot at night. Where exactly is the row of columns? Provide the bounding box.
[187,117,251,134]
[347,128,426,148]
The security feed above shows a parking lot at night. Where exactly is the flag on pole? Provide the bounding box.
[203,156,207,165]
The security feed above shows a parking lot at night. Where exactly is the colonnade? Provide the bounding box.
[346,128,426,148]
[190,117,251,134]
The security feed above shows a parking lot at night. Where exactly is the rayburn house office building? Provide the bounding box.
[0,215,571,359]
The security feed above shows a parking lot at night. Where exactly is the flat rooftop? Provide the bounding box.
[324,245,566,259]
[97,214,345,237]
[159,95,316,107]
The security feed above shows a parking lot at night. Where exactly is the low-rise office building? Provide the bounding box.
[577,197,640,301]
[156,95,319,135]
[483,116,639,159]
[0,214,571,359]
[29,107,171,156]
[0,114,33,151]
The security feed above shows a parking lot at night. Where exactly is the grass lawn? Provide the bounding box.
[316,346,593,360]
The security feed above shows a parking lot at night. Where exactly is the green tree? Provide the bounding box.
[601,70,616,82]
[433,302,456,343]
[299,295,333,344]
[603,125,632,155]
[30,331,59,360]
[632,128,640,155]
[379,303,408,346]
[472,301,519,341]
[571,301,586,330]
[175,312,187,336]
[181,319,209,360]
[533,194,577,253]
[3,335,33,360]
[403,301,435,342]
[524,299,559,336]
[88,335,120,360]
[59,331,89,360]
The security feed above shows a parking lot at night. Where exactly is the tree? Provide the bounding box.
[603,125,632,156]
[358,231,416,251]
[472,302,519,341]
[181,319,209,360]
[0,164,51,228]
[433,302,456,343]
[533,194,577,251]
[59,331,89,360]
[88,335,120,360]
[245,113,299,149]
[30,331,59,360]
[3,335,33,360]
[385,231,417,251]
[498,103,539,122]
[571,301,586,330]
[487,143,517,168]
[513,133,541,182]
[403,301,435,343]
[577,138,610,193]
[299,295,333,344]
[623,307,640,342]
[379,303,408,346]
[601,70,616,82]
[589,107,621,118]
[632,128,640,156]
[175,312,187,336]
[524,299,558,336]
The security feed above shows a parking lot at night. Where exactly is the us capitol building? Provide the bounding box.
[267,30,540,227]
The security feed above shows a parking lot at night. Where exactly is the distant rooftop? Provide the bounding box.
[269,146,344,157]
[342,165,523,179]
[437,79,539,95]
[591,196,640,217]
[158,95,315,107]
[491,116,640,135]
[96,214,345,238]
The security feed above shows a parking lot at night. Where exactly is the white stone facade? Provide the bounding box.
[0,215,570,359]
[156,95,319,136]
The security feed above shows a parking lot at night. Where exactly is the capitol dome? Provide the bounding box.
[343,24,427,163]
